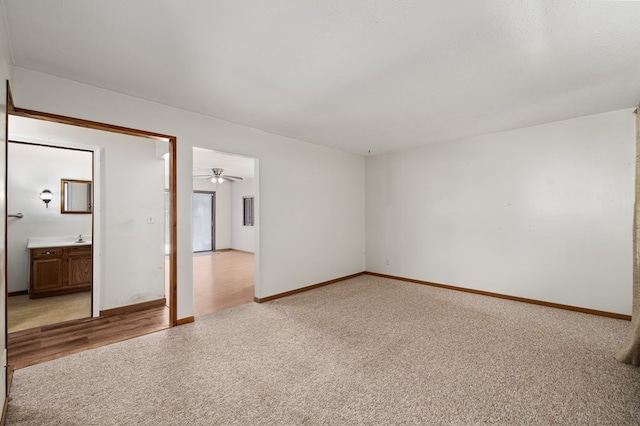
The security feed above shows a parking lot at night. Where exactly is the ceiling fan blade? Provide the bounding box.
[224,175,244,180]
[193,174,214,179]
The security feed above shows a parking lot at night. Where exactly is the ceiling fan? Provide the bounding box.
[193,168,244,184]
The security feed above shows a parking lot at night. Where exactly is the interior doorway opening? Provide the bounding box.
[5,95,178,369]
[192,147,257,317]
[7,141,94,333]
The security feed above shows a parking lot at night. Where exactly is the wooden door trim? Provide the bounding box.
[5,81,13,402]
[7,104,178,327]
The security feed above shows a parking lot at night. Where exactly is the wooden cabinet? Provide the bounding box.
[30,245,92,298]
[31,248,64,294]
[66,247,93,288]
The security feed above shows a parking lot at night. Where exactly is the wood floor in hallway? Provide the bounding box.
[194,250,255,317]
[8,250,255,370]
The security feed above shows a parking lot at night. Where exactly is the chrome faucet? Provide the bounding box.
[76,234,84,243]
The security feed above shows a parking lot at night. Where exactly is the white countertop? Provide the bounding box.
[27,236,92,249]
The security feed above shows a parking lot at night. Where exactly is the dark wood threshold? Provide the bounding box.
[366,272,632,321]
[254,272,366,303]
[99,298,166,317]
[214,248,232,252]
[177,316,195,325]
[7,290,28,297]
[8,306,169,370]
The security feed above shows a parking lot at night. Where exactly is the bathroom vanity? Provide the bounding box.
[27,237,92,298]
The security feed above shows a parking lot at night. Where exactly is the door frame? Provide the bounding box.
[193,190,216,253]
[7,140,95,320]
[3,80,11,404]
[5,96,179,327]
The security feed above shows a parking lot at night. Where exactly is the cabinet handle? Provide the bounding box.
[45,251,52,255]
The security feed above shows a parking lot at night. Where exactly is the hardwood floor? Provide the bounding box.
[194,250,255,317]
[8,306,169,370]
[8,250,255,371]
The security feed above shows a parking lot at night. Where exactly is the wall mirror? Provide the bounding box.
[61,179,92,213]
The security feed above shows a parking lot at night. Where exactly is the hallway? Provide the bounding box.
[194,250,255,317]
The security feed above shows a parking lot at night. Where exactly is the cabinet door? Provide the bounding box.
[66,249,92,287]
[32,257,64,292]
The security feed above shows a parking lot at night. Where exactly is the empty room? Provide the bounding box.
[0,1,638,425]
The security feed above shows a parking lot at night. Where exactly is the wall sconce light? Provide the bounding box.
[39,189,53,208]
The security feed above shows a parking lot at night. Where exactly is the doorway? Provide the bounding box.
[192,147,257,317]
[6,111,176,326]
[5,100,178,368]
[7,141,94,333]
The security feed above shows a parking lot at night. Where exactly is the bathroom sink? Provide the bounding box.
[27,236,92,249]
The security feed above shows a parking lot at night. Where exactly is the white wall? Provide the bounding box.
[193,177,231,250]
[9,116,166,311]
[231,178,256,252]
[7,143,92,292]
[13,68,366,318]
[366,108,635,315]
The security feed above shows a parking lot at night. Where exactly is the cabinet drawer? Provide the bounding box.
[31,248,62,258]
[66,246,92,255]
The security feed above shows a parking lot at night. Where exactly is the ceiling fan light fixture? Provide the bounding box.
[195,168,243,183]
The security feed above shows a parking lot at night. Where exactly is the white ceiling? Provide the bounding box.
[4,1,640,155]
[192,147,255,180]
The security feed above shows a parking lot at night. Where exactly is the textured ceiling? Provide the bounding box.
[4,1,640,155]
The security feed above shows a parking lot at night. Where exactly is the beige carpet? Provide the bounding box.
[8,291,91,333]
[6,276,640,425]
